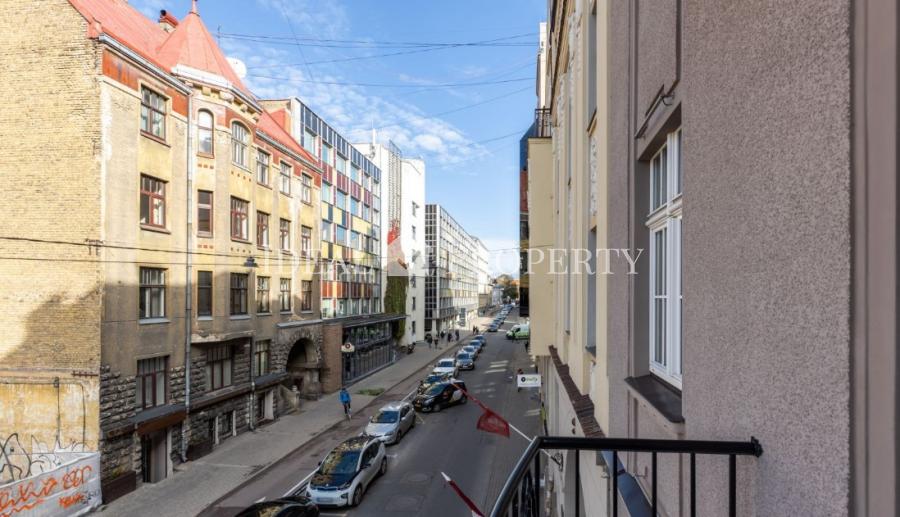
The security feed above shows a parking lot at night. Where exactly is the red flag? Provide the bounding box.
[441,472,485,517]
[477,405,511,438]
[452,383,511,438]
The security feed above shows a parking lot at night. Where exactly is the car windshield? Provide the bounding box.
[319,449,360,475]
[372,410,399,423]
[425,384,447,396]
[437,360,454,368]
[458,353,471,360]
[425,374,443,383]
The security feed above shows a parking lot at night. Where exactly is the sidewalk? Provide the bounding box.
[98,319,493,517]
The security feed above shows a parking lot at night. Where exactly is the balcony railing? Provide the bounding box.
[533,108,552,138]
[490,435,762,517]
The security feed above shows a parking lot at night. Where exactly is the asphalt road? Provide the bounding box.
[201,310,540,517]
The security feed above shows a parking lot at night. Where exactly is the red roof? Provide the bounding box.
[69,0,252,98]
[69,0,169,68]
[156,4,252,97]
[257,110,317,165]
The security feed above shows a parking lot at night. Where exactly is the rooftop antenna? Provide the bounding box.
[191,0,198,14]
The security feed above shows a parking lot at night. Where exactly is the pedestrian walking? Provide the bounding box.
[440,329,445,339]
[447,332,452,343]
[516,368,524,392]
[339,387,352,419]
[455,329,460,341]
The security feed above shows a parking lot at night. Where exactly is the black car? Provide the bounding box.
[412,380,468,412]
[488,324,499,332]
[235,496,319,517]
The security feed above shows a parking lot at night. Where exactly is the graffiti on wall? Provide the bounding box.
[0,450,100,517]
[0,434,87,484]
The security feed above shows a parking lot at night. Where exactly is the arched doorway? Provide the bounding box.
[287,338,321,398]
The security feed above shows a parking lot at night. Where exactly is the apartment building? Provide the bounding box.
[510,0,900,516]
[353,139,427,349]
[260,98,405,387]
[0,0,329,503]
[424,204,485,333]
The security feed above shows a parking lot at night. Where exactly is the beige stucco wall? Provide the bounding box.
[0,0,102,456]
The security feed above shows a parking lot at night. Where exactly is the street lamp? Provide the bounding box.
[243,256,258,268]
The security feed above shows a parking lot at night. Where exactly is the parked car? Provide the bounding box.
[412,380,468,413]
[472,334,486,344]
[461,345,478,358]
[456,352,475,370]
[506,323,530,340]
[418,372,455,394]
[432,357,459,377]
[488,323,500,332]
[307,436,387,507]
[364,402,416,445]
[469,340,484,354]
[235,496,319,517]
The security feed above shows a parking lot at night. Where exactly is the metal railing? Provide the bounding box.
[533,109,552,138]
[490,435,762,517]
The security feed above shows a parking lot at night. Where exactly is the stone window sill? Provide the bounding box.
[624,374,684,424]
[139,317,170,325]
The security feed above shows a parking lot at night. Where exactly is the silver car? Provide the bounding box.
[456,352,475,370]
[364,402,416,445]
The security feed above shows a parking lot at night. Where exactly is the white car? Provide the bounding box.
[307,436,387,507]
[432,357,459,377]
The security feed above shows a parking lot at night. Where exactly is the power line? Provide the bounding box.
[246,75,533,89]
[373,86,531,132]
[220,32,536,50]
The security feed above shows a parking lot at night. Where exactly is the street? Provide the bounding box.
[201,311,540,517]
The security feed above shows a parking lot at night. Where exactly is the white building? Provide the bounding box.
[354,139,426,349]
[424,204,483,333]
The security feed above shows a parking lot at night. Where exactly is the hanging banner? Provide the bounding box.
[517,374,542,388]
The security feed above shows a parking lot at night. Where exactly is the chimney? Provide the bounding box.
[158,10,179,33]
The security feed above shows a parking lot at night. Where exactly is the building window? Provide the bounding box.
[280,161,292,194]
[280,219,291,251]
[301,226,312,257]
[322,182,332,204]
[303,129,317,156]
[322,221,333,243]
[140,175,166,228]
[350,164,360,183]
[350,197,359,217]
[198,109,214,155]
[586,1,598,121]
[280,278,292,312]
[230,273,249,315]
[335,226,347,246]
[335,191,346,210]
[140,87,166,139]
[231,197,249,240]
[139,267,166,319]
[257,211,269,248]
[253,340,270,377]
[198,270,212,317]
[197,190,213,236]
[301,280,312,311]
[206,345,233,391]
[322,143,333,166]
[135,356,168,410]
[301,174,312,204]
[256,150,270,185]
[257,276,270,313]
[231,122,249,168]
[647,129,683,388]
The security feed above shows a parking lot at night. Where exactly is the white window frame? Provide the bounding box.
[647,129,683,388]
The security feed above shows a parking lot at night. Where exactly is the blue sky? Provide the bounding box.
[133,0,545,275]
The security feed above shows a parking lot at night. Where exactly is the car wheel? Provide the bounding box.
[351,486,363,507]
[379,458,388,476]
[395,430,403,444]
[434,403,443,413]
[411,416,417,428]
[460,395,468,404]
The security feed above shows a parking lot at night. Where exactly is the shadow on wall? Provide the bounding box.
[0,288,102,484]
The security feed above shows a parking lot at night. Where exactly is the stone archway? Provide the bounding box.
[287,337,321,398]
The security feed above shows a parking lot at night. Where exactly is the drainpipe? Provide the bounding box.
[182,94,193,463]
